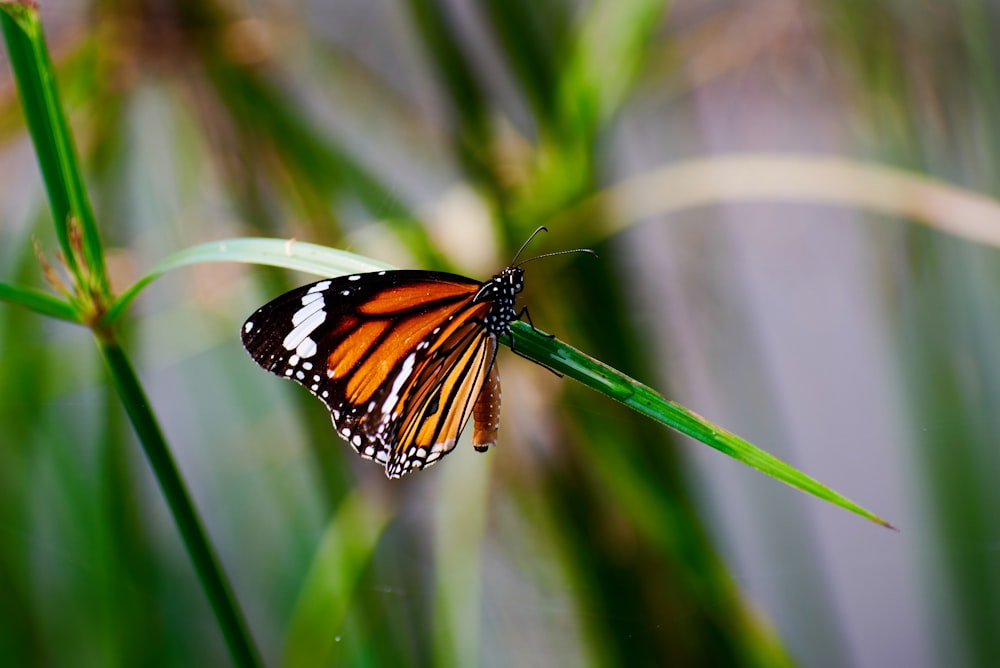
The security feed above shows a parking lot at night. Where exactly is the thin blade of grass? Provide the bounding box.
[405,0,496,181]
[281,488,391,668]
[557,0,666,135]
[506,320,895,529]
[574,153,1000,250]
[205,59,413,222]
[98,338,263,668]
[0,282,79,323]
[0,3,108,295]
[104,238,395,324]
[432,444,492,668]
[482,0,568,123]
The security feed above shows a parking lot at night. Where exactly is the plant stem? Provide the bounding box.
[0,5,108,294]
[98,336,263,668]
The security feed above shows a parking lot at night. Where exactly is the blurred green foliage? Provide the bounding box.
[2,0,1000,667]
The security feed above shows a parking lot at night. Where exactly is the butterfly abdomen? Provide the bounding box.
[472,361,501,451]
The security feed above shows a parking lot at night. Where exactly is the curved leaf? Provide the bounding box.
[570,153,1000,249]
[104,238,394,324]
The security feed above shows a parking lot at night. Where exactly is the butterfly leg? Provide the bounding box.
[510,306,555,355]
[508,307,564,379]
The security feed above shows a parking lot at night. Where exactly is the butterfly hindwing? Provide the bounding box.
[385,321,498,477]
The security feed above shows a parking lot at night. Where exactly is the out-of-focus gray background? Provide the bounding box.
[2,1,998,666]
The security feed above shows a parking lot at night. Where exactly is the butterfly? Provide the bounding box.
[241,228,592,478]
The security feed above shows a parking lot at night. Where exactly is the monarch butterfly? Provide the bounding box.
[241,228,592,478]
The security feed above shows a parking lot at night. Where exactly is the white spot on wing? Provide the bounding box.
[283,310,326,352]
[244,321,253,333]
[381,353,416,415]
[292,297,323,325]
[297,337,317,358]
[308,281,331,293]
[301,292,322,305]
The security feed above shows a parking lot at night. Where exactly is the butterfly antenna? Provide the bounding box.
[510,226,549,265]
[515,247,598,267]
[509,226,598,267]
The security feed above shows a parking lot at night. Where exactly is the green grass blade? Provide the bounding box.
[98,338,264,668]
[431,447,492,667]
[570,154,1000,251]
[406,0,488,133]
[558,0,666,135]
[281,489,391,668]
[482,0,568,123]
[0,281,79,323]
[506,321,895,529]
[0,3,108,295]
[405,0,496,179]
[104,238,395,324]
[205,59,413,222]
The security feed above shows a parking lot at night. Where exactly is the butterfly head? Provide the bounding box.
[499,265,525,294]
[474,265,524,335]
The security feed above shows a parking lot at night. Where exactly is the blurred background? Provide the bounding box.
[2,0,999,666]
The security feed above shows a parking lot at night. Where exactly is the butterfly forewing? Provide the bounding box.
[241,269,502,475]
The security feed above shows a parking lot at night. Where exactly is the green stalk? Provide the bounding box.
[2,5,264,663]
[507,320,896,529]
[0,4,108,295]
[98,336,263,668]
